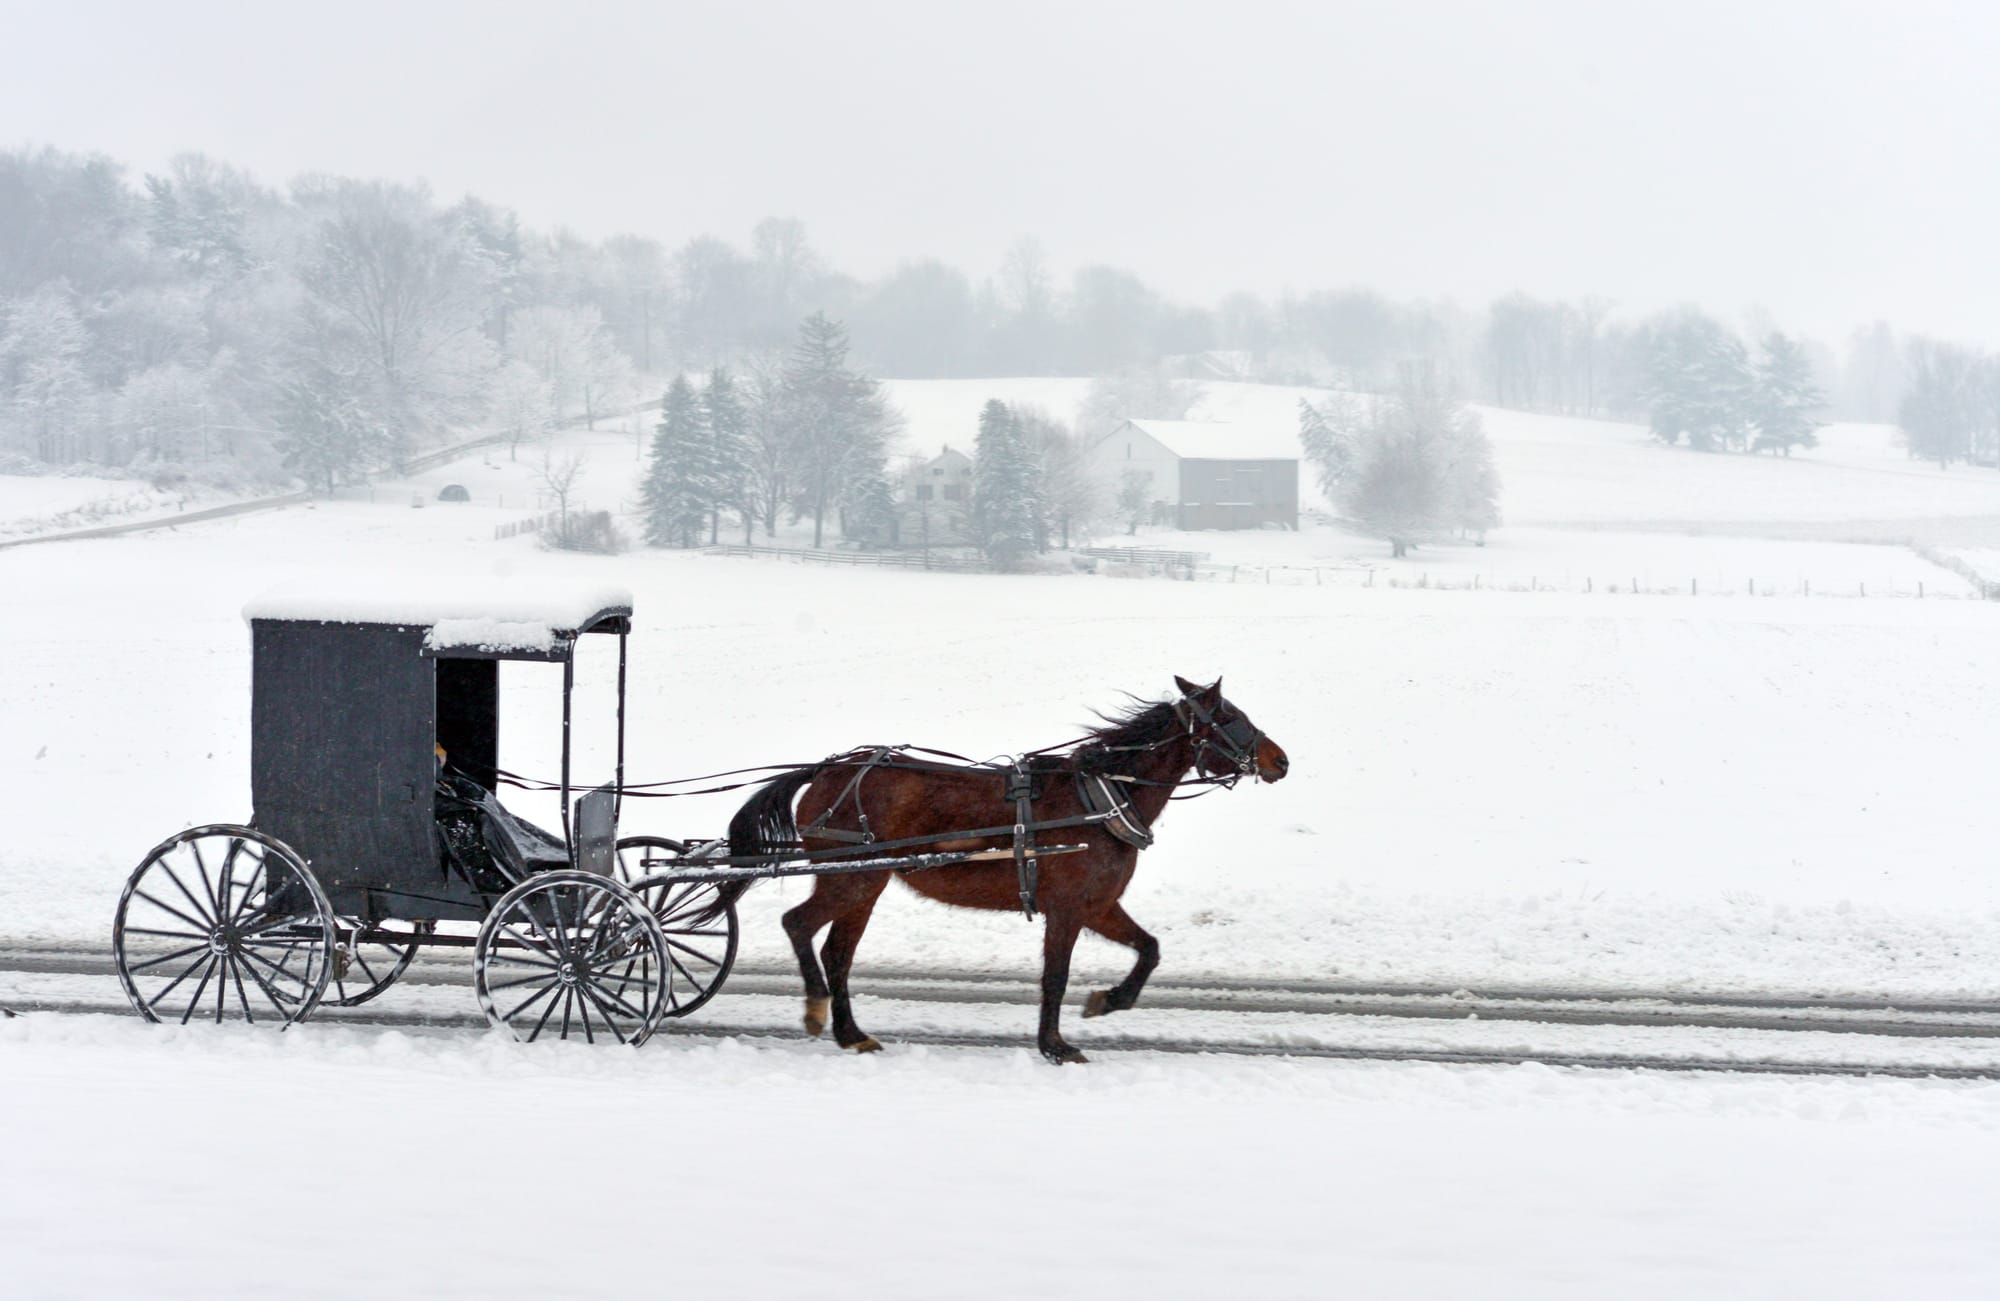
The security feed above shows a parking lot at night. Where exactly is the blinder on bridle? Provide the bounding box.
[1172,690,1265,785]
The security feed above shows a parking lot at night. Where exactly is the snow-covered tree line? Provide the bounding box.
[0,149,640,488]
[1639,310,1824,455]
[1298,365,1500,556]
[0,143,1959,492]
[1895,339,2000,469]
[641,314,898,549]
[639,341,1098,567]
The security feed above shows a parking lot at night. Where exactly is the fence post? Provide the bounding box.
[1585,577,1591,594]
[1803,578,1810,597]
[1860,582,1866,598]
[1920,581,1925,598]
[1747,577,1753,597]
[1692,578,1698,596]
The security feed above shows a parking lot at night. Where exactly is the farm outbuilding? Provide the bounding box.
[1091,419,1300,530]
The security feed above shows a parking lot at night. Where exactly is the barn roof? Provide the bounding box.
[1126,419,1299,462]
[244,578,633,655]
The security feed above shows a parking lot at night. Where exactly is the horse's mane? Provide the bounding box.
[1057,697,1180,774]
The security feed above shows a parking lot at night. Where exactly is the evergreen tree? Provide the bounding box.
[1643,310,1754,451]
[972,398,1043,566]
[781,313,894,547]
[1750,333,1823,455]
[639,375,709,547]
[701,365,752,544]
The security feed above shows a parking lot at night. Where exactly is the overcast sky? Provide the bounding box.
[6,0,1998,345]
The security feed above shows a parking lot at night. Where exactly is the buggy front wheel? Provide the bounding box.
[474,871,668,1045]
[111,825,336,1026]
[614,835,740,1018]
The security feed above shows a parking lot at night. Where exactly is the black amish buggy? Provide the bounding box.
[109,581,747,1045]
[108,582,1101,1047]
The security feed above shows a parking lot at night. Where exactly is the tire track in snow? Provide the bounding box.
[8,946,2000,1080]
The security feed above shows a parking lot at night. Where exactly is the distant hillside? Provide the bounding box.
[884,377,2000,535]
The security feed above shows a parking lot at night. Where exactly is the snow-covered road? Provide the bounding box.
[13,947,2000,1080]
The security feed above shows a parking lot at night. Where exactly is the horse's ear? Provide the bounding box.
[1174,674,1201,697]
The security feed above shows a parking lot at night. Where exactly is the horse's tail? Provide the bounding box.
[691,763,825,923]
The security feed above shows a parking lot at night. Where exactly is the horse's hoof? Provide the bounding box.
[847,1037,883,1054]
[1082,990,1110,1018]
[1041,1044,1089,1065]
[803,998,829,1037]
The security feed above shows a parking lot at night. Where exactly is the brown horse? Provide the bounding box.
[723,676,1289,1063]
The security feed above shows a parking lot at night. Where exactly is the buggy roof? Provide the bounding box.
[243,578,633,658]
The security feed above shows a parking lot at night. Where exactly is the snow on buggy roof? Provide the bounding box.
[243,578,633,656]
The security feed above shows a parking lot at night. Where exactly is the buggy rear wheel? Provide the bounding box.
[614,836,740,1018]
[474,871,668,1045]
[327,919,433,1007]
[112,825,336,1026]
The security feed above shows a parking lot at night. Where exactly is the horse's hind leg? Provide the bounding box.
[820,871,891,1052]
[781,881,845,1037]
[1081,901,1160,1019]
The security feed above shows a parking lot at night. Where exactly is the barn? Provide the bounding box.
[1091,419,1300,530]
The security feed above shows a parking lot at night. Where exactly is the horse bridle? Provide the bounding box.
[1172,691,1266,784]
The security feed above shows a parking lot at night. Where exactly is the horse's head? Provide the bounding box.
[1173,676,1289,784]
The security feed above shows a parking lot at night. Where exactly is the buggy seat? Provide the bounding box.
[434,773,571,893]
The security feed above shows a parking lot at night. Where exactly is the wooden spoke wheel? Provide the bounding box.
[474,871,668,1046]
[614,836,740,1018]
[112,825,335,1027]
[327,919,433,1007]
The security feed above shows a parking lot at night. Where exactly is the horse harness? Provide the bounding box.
[798,692,1263,919]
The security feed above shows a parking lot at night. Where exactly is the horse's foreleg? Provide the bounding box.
[821,872,890,1052]
[1081,901,1160,1019]
[1038,909,1088,1064]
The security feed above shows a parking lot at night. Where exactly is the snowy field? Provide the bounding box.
[8,393,2000,1296]
[6,454,2000,996]
[0,470,254,541]
[5,1013,1999,1300]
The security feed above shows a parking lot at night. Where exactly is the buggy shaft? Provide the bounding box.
[630,843,1088,887]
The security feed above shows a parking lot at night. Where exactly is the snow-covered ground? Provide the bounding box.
[9,390,2000,1296]
[4,1014,1999,1300]
[0,470,263,541]
[6,473,2000,996]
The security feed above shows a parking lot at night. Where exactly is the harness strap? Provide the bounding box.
[1007,760,1038,919]
[1078,773,1156,849]
[802,746,898,844]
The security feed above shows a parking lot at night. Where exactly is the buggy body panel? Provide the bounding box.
[243,581,633,921]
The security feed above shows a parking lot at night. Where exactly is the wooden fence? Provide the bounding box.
[494,510,562,541]
[1181,563,1979,598]
[1080,545,1212,571]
